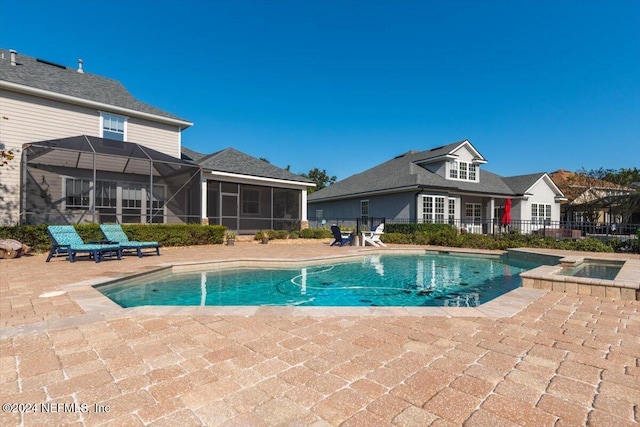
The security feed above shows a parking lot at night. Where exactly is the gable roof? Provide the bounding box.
[0,48,191,126]
[182,147,313,184]
[549,169,631,205]
[411,139,488,164]
[308,141,562,202]
[501,172,548,194]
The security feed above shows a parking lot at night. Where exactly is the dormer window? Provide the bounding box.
[449,161,458,179]
[469,164,477,181]
[459,162,467,180]
[448,160,479,182]
[101,113,126,141]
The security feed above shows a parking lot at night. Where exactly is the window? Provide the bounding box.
[449,160,458,179]
[148,185,165,223]
[101,113,126,141]
[531,203,551,225]
[465,203,482,224]
[422,195,447,223]
[469,164,477,181]
[241,188,260,215]
[95,181,117,208]
[448,161,478,182]
[448,199,456,223]
[459,162,468,180]
[65,178,91,208]
[64,178,167,223]
[361,200,369,225]
[122,183,142,223]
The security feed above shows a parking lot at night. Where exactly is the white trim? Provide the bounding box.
[209,170,314,190]
[524,174,566,199]
[0,80,193,128]
[451,140,488,164]
[301,190,308,221]
[100,112,128,141]
[200,176,207,221]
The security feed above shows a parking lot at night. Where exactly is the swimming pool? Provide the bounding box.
[97,253,540,308]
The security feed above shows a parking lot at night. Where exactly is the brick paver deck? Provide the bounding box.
[1,242,638,426]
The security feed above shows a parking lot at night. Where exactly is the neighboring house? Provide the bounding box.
[549,169,637,226]
[0,48,313,233]
[308,140,566,234]
[182,147,313,233]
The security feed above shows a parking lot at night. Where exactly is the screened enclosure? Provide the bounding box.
[206,180,301,233]
[22,136,201,225]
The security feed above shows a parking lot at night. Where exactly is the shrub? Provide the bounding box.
[386,223,454,234]
[0,223,226,253]
[300,228,332,239]
[271,230,290,240]
[379,232,412,244]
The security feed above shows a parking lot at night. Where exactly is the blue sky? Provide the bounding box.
[2,0,639,180]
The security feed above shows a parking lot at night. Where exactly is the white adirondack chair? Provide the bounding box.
[361,223,387,247]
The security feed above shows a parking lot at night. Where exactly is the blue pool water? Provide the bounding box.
[97,254,540,308]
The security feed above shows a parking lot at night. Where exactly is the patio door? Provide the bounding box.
[220,183,239,231]
[465,203,482,233]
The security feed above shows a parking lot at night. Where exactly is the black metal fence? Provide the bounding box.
[307,217,639,241]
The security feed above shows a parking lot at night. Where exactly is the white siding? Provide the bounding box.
[450,145,476,162]
[516,177,561,223]
[0,89,182,224]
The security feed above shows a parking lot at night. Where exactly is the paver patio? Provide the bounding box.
[1,241,638,426]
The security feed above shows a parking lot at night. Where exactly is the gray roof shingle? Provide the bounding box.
[182,147,313,183]
[308,141,546,201]
[0,48,189,123]
[502,173,547,194]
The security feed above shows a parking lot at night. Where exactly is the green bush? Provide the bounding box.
[385,223,454,234]
[0,223,226,253]
[380,232,412,244]
[300,228,332,239]
[271,230,290,240]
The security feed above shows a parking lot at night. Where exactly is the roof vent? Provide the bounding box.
[10,49,17,66]
[77,59,84,73]
[429,145,445,152]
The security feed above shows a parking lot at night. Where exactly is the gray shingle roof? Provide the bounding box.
[0,48,189,123]
[502,173,547,194]
[308,142,545,202]
[182,147,313,183]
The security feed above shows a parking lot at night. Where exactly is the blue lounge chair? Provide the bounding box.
[46,225,122,263]
[100,224,160,257]
[330,225,352,247]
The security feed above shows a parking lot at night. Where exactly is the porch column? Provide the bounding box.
[488,198,495,234]
[200,176,208,225]
[300,189,309,230]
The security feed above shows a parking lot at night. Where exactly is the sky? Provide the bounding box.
[2,0,639,180]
